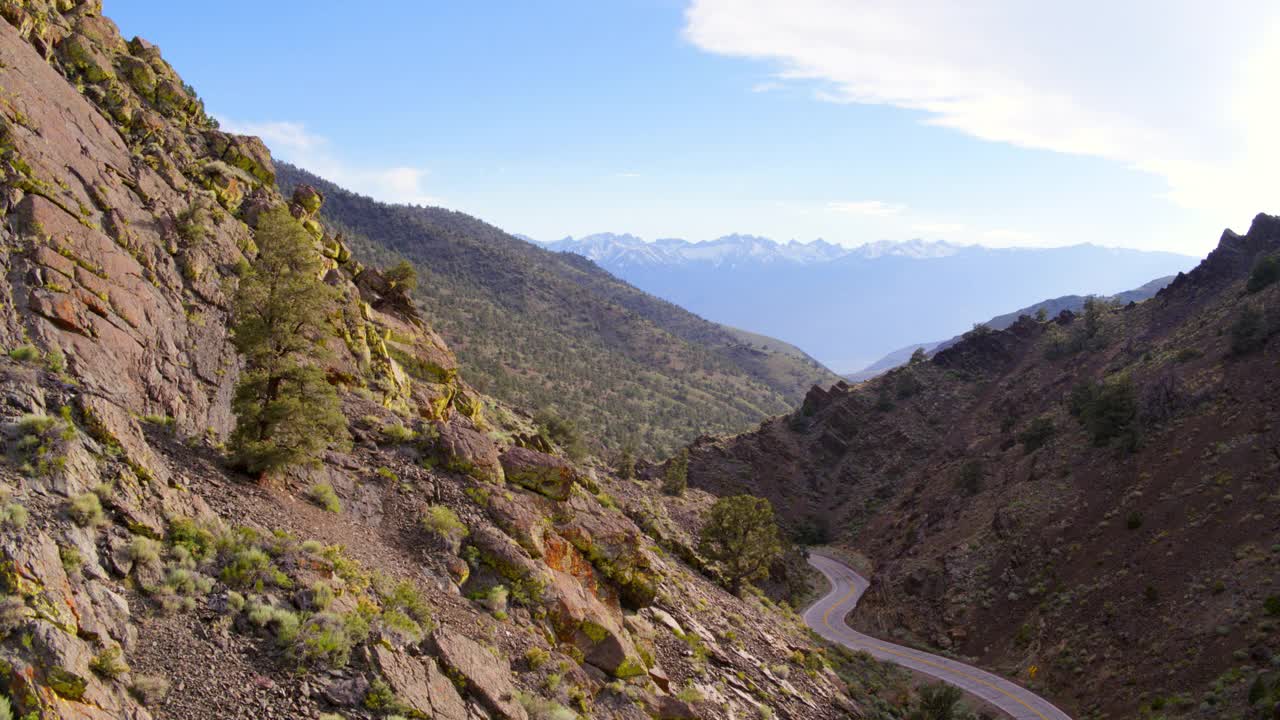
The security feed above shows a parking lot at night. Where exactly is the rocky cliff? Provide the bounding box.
[0,3,903,719]
[685,214,1280,717]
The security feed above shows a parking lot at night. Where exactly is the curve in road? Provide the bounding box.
[803,553,1073,720]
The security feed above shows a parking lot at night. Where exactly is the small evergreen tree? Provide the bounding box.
[698,494,782,595]
[908,347,928,365]
[1230,304,1268,355]
[384,260,418,293]
[615,442,637,480]
[661,448,688,496]
[1246,253,1279,294]
[230,207,349,475]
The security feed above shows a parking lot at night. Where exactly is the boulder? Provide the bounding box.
[429,628,528,720]
[499,447,576,500]
[436,420,504,484]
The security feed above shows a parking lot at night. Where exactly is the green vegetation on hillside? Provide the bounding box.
[276,164,838,455]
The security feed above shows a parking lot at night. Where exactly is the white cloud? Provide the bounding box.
[685,0,1280,228]
[217,117,442,207]
[827,200,906,217]
[912,222,966,235]
[751,80,782,93]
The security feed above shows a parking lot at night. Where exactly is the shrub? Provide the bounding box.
[308,483,342,513]
[379,579,432,628]
[89,646,130,680]
[293,612,358,668]
[7,344,40,363]
[1125,511,1143,530]
[59,546,82,574]
[525,646,550,669]
[380,607,425,643]
[127,536,163,566]
[1070,377,1137,449]
[1247,254,1280,293]
[516,692,578,720]
[0,695,11,720]
[0,503,28,529]
[1230,304,1271,355]
[911,683,966,720]
[1264,596,1280,617]
[310,581,335,611]
[478,584,508,614]
[220,547,288,590]
[68,493,106,527]
[168,517,216,562]
[421,505,467,551]
[1017,417,1056,453]
[247,601,300,645]
[380,422,417,444]
[955,461,983,496]
[129,675,170,706]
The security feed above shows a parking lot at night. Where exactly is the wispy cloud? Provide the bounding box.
[614,172,642,178]
[751,80,782,93]
[218,117,442,207]
[827,200,906,217]
[685,0,1280,226]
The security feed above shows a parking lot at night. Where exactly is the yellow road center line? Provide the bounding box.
[819,572,1052,720]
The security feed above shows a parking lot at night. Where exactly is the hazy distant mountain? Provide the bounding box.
[846,274,1177,381]
[547,233,1197,371]
[548,233,958,268]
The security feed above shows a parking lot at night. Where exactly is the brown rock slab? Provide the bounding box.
[371,644,468,720]
[430,628,528,720]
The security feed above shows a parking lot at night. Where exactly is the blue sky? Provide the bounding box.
[104,1,1278,256]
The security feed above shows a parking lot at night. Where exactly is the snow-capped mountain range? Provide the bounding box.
[545,233,961,268]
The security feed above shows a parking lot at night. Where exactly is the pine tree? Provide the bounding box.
[698,494,782,595]
[229,206,349,475]
[615,442,637,480]
[661,448,688,496]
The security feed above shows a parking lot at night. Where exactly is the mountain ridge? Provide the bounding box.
[847,273,1178,381]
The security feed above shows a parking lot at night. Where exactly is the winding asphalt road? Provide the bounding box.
[803,553,1072,720]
